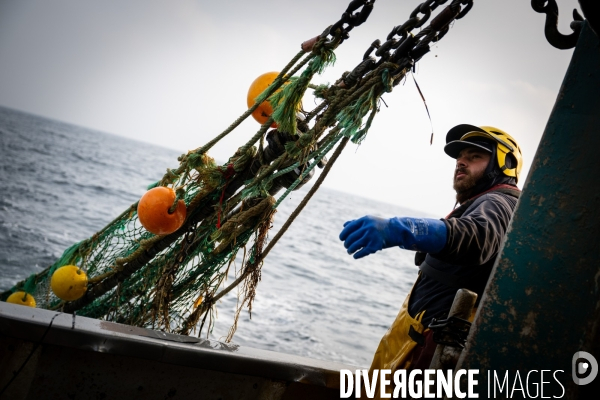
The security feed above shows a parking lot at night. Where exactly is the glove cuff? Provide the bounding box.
[388,217,447,254]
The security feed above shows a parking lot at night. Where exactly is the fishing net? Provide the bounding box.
[2,0,474,340]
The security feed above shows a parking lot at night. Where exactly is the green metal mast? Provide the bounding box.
[457,21,600,399]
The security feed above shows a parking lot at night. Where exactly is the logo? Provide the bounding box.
[572,351,598,385]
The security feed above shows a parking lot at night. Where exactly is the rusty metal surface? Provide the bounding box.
[456,22,600,399]
[0,302,354,399]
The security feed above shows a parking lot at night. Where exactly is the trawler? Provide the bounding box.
[1,1,598,398]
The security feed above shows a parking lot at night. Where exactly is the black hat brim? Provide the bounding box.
[445,124,487,144]
[444,140,493,159]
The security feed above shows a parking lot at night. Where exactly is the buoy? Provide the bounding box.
[137,187,186,235]
[51,265,88,301]
[6,291,36,307]
[247,71,281,127]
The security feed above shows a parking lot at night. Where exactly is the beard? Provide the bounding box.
[453,168,484,204]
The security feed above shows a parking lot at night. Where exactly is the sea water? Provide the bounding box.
[0,106,434,367]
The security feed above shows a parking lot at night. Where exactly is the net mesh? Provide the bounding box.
[2,8,422,339]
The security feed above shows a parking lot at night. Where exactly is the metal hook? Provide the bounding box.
[531,0,582,49]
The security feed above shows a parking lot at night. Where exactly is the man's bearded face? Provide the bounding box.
[453,147,492,203]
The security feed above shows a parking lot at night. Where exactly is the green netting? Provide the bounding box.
[3,22,414,341]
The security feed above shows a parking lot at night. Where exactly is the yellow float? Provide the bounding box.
[6,291,36,307]
[51,265,88,301]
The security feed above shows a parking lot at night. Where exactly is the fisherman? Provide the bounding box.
[339,125,523,387]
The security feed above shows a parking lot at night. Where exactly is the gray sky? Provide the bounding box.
[0,0,581,216]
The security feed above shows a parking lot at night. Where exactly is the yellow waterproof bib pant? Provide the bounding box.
[362,282,478,399]
[363,284,425,399]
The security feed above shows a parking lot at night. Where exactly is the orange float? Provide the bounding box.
[137,187,186,235]
[247,71,280,127]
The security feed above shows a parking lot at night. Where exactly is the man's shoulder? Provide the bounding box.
[466,189,519,214]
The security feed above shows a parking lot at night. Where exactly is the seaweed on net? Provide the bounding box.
[3,2,431,338]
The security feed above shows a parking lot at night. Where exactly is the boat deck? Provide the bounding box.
[0,303,357,399]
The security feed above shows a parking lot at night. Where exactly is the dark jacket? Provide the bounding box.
[408,186,520,327]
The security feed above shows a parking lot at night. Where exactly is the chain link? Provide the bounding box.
[328,0,377,44]
[343,0,473,88]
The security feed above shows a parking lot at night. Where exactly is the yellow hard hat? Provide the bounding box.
[444,124,523,183]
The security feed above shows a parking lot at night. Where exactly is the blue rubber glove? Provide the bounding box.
[339,216,447,259]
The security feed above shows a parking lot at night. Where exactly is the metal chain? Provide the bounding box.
[343,0,473,88]
[328,0,377,44]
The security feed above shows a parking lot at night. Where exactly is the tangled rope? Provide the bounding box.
[3,0,474,341]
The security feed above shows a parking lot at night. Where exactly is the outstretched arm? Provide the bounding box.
[339,216,447,259]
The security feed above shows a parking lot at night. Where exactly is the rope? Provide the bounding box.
[198,51,311,155]
[273,134,342,209]
[205,136,349,307]
[2,0,472,339]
